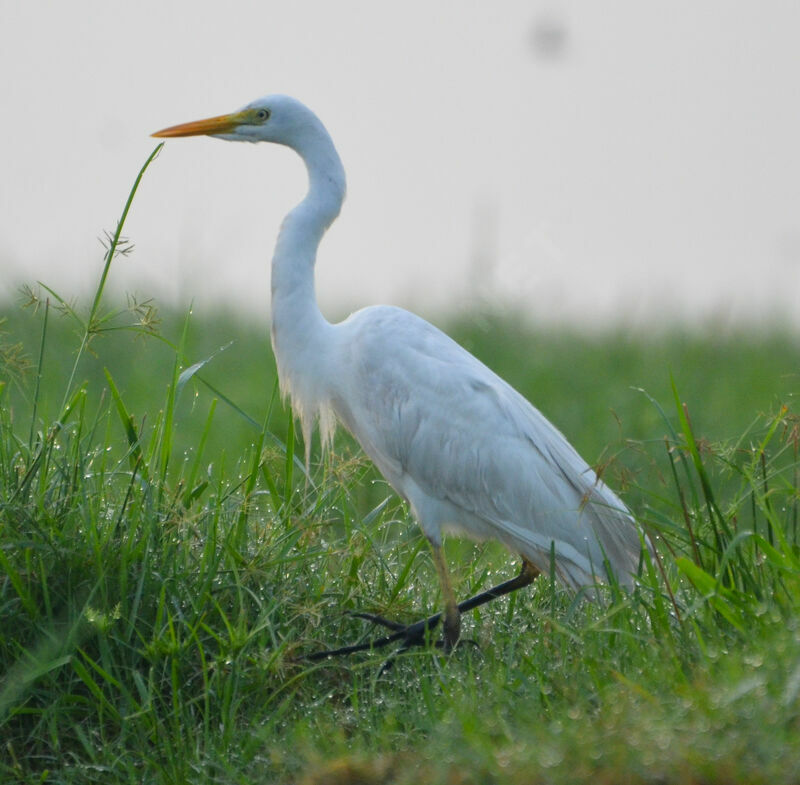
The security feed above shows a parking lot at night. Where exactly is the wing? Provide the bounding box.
[330,306,646,588]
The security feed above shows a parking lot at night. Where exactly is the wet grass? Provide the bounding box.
[0,148,799,784]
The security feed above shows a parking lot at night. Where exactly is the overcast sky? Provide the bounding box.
[1,1,799,327]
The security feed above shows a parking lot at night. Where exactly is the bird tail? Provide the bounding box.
[498,497,652,593]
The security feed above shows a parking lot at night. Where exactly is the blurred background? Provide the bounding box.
[1,1,799,327]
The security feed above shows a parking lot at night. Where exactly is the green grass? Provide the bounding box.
[1,148,799,784]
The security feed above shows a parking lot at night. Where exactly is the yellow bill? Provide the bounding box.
[152,111,246,138]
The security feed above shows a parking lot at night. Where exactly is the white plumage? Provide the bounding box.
[153,95,650,650]
[328,304,639,589]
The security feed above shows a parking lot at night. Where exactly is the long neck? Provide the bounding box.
[270,123,346,396]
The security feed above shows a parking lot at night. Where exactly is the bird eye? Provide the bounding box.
[255,109,270,122]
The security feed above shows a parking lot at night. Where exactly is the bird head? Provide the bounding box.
[152,95,321,148]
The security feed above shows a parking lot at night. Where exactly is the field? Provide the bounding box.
[1,154,799,784]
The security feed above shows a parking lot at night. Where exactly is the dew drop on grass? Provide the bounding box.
[538,743,564,768]
[744,653,764,668]
[655,729,673,751]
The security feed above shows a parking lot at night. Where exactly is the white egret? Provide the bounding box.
[153,96,650,656]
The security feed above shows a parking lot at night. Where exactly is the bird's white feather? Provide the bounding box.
[327,305,644,586]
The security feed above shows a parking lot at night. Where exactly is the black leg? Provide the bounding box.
[305,558,540,662]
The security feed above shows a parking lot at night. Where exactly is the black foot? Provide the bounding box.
[305,559,539,664]
[305,610,444,662]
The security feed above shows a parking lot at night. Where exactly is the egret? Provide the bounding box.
[153,96,650,657]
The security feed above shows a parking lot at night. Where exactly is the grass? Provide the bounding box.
[0,147,799,784]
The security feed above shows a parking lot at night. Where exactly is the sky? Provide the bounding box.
[1,1,799,327]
